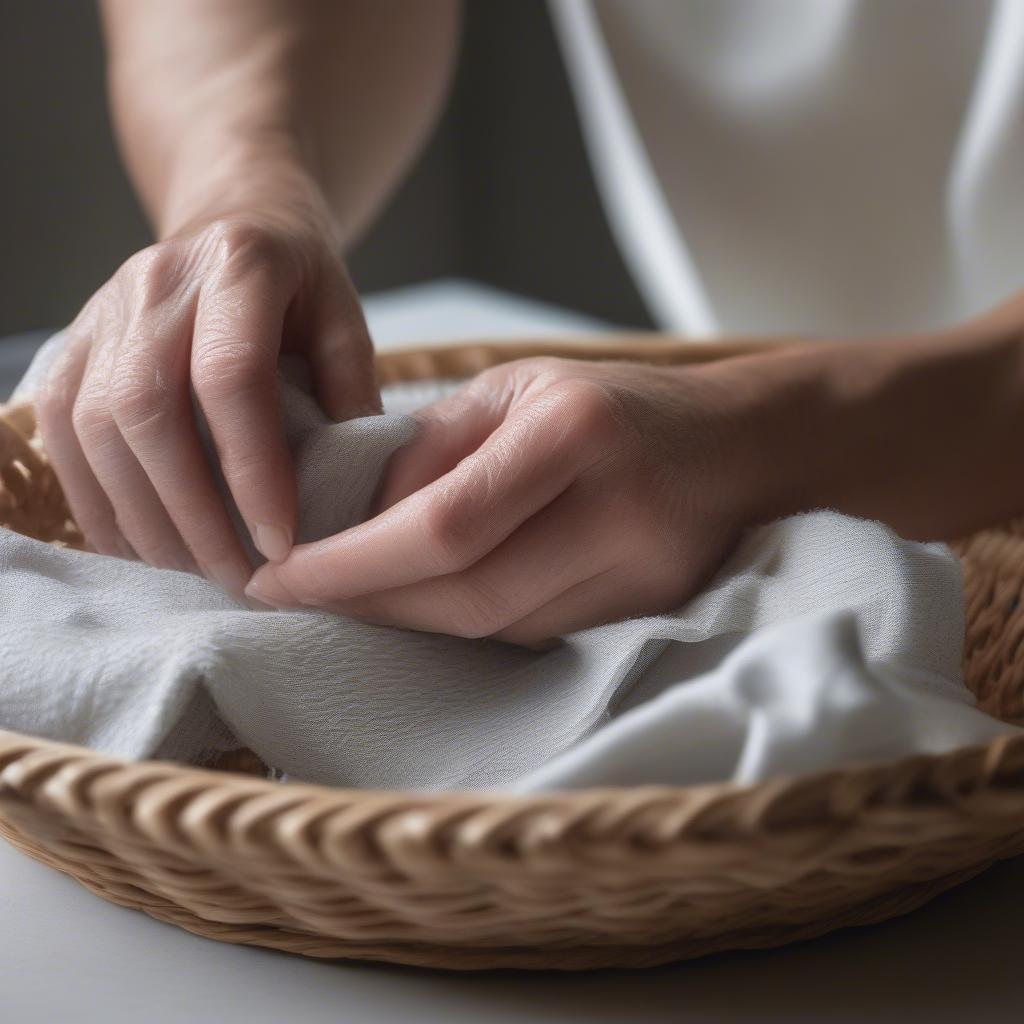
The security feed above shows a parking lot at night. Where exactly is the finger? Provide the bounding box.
[73,368,196,573]
[494,531,721,646]
[109,316,255,596]
[191,269,297,563]
[329,483,617,638]
[309,273,381,420]
[494,566,666,647]
[374,381,510,513]
[35,333,135,558]
[245,390,607,608]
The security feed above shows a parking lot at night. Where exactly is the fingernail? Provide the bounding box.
[207,560,251,601]
[244,571,300,610]
[254,522,293,562]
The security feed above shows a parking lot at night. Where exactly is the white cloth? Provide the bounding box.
[552,0,1024,337]
[0,339,1018,789]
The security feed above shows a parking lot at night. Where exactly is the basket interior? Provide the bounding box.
[2,336,1024,969]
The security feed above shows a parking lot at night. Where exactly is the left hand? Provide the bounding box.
[245,356,777,644]
[35,210,377,599]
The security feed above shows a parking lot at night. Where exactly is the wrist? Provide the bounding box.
[707,315,1024,540]
[702,337,931,530]
[158,131,339,247]
[690,348,831,527]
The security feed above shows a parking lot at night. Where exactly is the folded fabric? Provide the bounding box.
[0,336,1017,790]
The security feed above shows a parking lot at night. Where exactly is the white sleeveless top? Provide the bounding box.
[550,0,1024,337]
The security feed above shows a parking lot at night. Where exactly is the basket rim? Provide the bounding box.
[4,727,1024,854]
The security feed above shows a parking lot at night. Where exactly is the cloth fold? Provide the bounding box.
[0,335,1018,790]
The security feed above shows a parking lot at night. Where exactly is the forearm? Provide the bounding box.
[713,297,1024,541]
[99,0,460,243]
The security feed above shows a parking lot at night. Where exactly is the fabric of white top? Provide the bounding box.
[0,336,1018,790]
[550,0,1024,337]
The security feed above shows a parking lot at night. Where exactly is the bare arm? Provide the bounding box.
[100,0,459,244]
[37,1,459,599]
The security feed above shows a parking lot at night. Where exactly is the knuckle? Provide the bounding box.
[218,444,276,494]
[121,244,181,308]
[552,378,621,445]
[70,394,114,445]
[203,218,281,273]
[474,360,523,388]
[513,356,571,394]
[520,355,566,381]
[470,357,561,401]
[108,366,175,438]
[439,577,512,639]
[419,493,480,573]
[192,338,269,402]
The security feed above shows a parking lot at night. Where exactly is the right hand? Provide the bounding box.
[36,213,379,599]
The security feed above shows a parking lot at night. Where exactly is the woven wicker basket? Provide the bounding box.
[2,335,1024,972]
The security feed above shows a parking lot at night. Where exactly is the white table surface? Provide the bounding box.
[2,279,1023,1022]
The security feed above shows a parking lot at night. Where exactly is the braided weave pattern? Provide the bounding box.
[0,337,1022,970]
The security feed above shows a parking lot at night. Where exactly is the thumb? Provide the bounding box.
[309,280,382,421]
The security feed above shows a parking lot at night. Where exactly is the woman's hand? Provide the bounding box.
[242,293,1024,641]
[244,356,778,644]
[68,0,457,597]
[36,212,378,599]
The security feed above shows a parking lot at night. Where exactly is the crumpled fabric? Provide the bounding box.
[0,335,1016,790]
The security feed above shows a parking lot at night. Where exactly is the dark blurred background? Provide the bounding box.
[0,1,652,337]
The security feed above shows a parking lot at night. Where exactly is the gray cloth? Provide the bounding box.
[0,336,1018,790]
